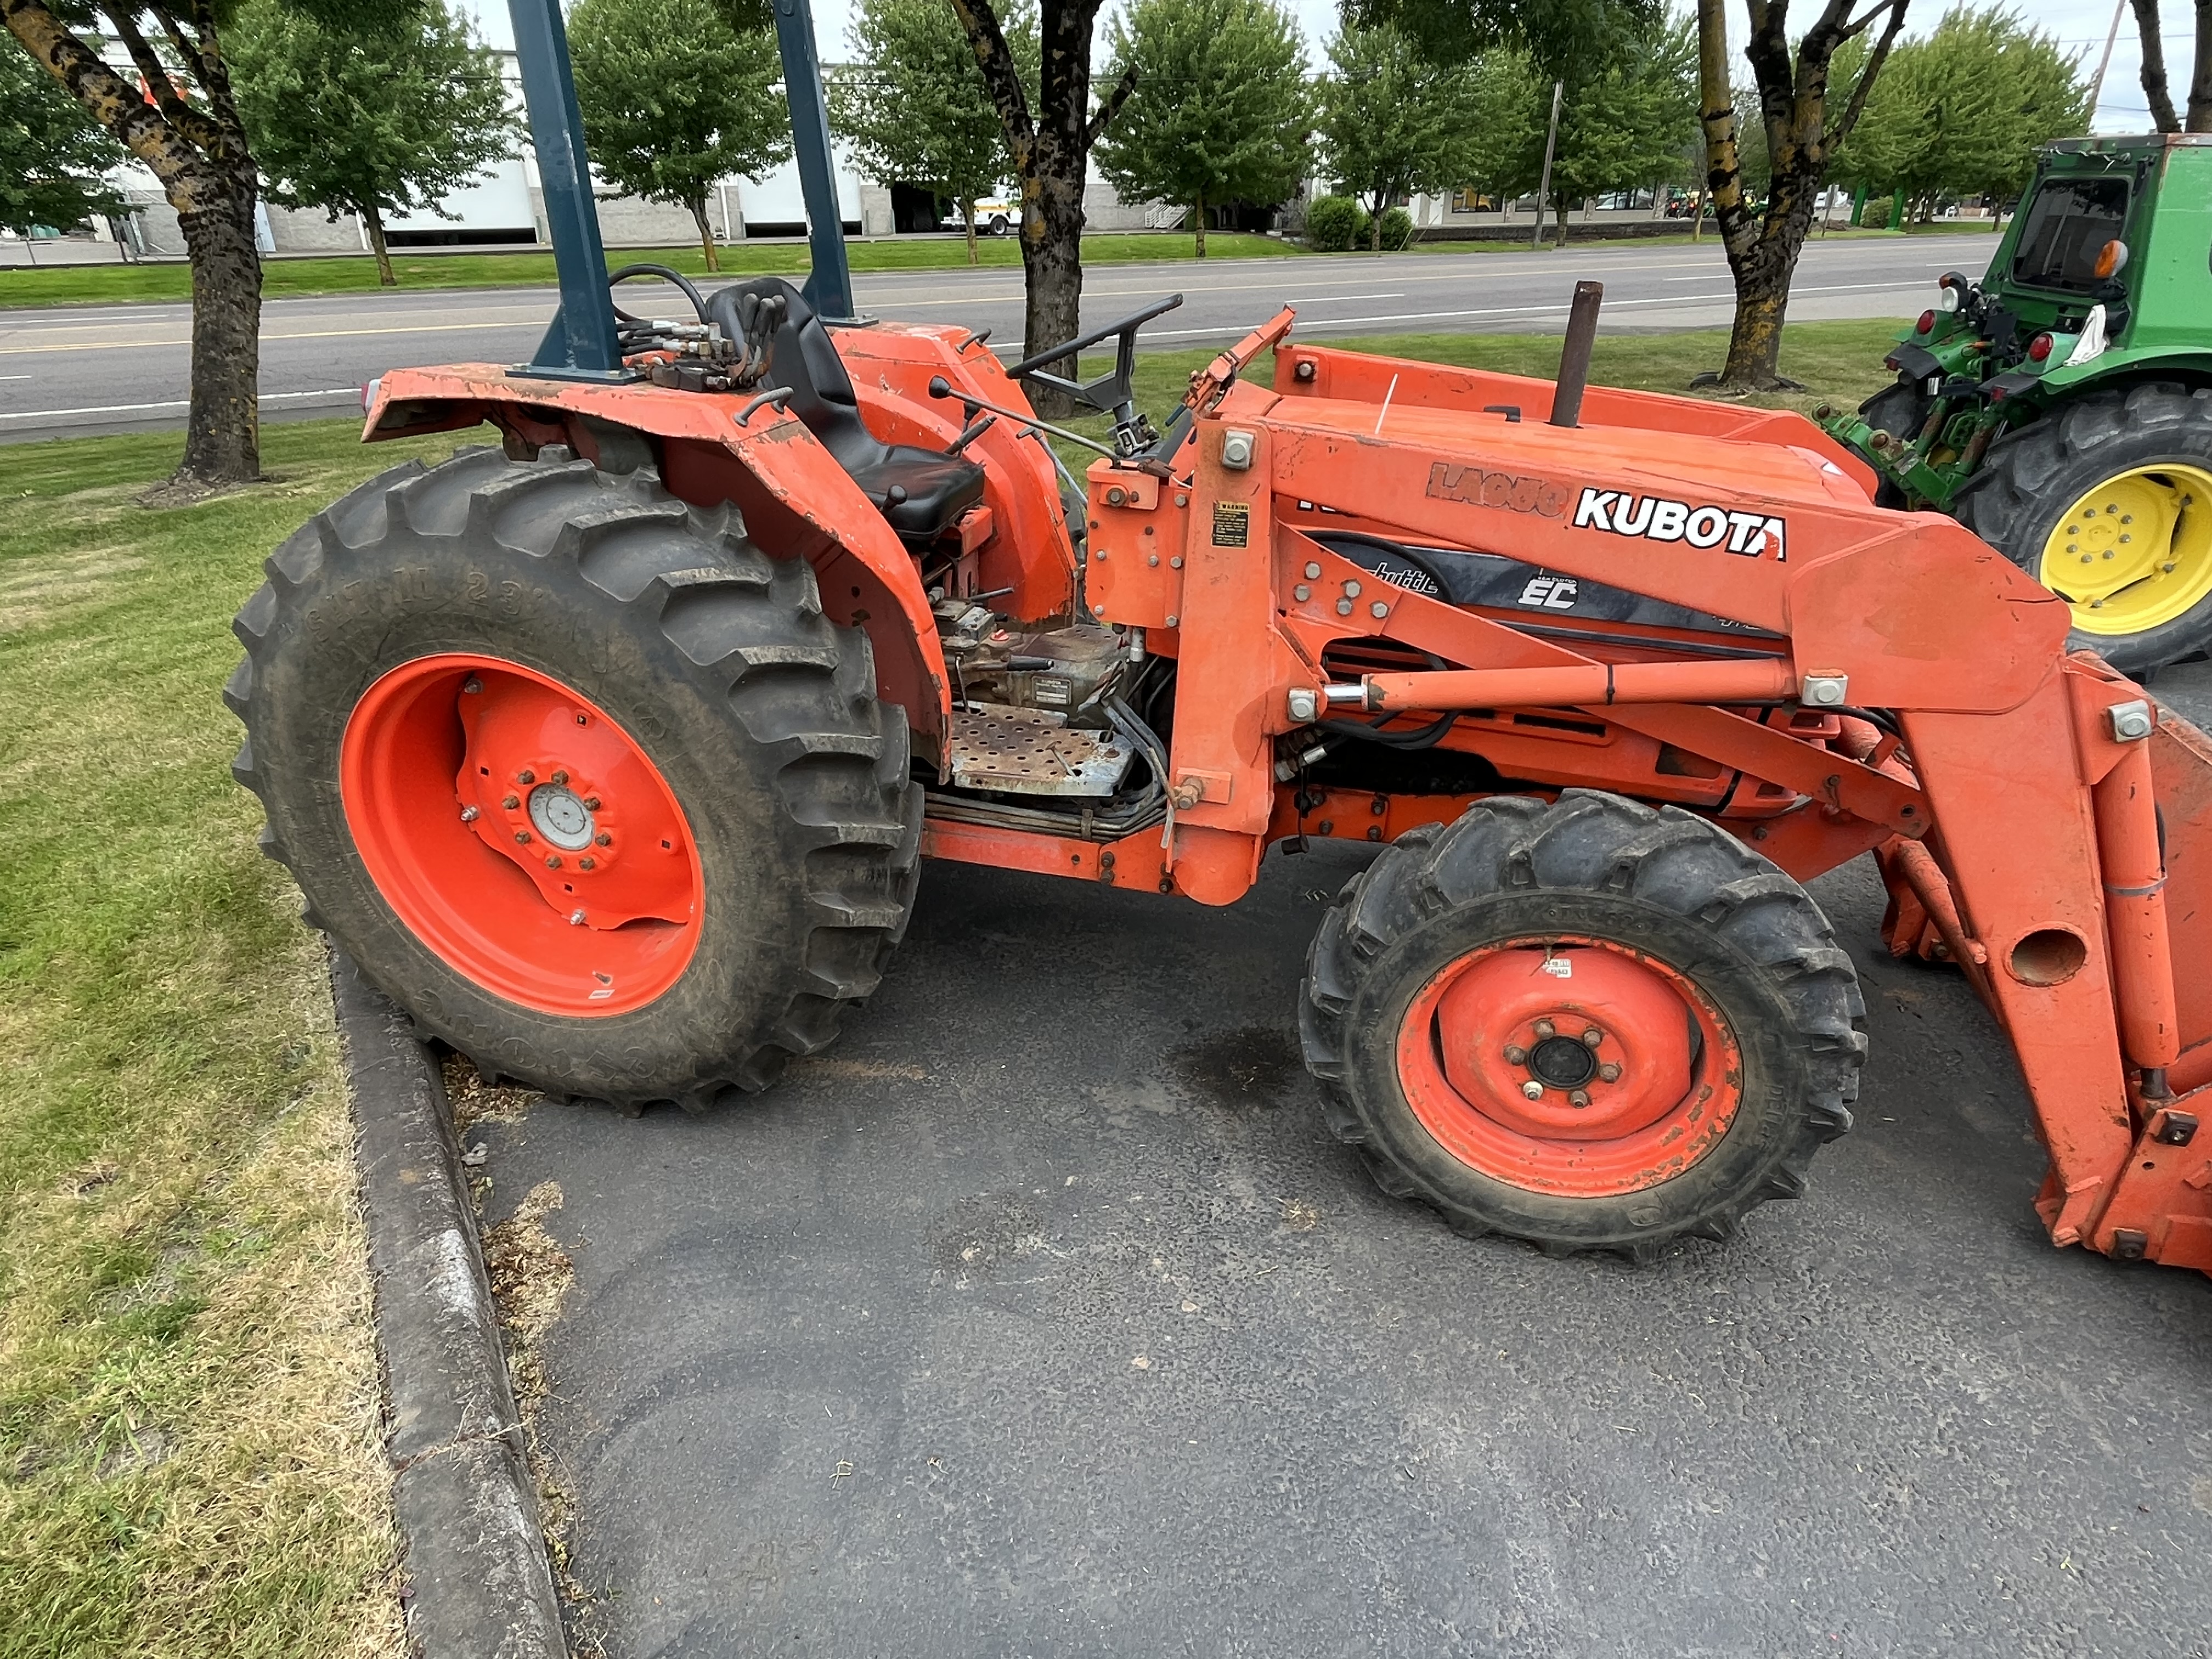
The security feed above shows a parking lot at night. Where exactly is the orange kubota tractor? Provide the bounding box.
[229,3,2212,1272]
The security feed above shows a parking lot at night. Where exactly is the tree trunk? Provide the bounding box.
[1369,194,1383,252]
[1194,194,1206,258]
[363,205,395,286]
[1719,273,1787,385]
[2191,0,2212,131]
[962,202,978,264]
[1554,191,1568,247]
[1019,177,1086,409]
[690,200,720,272]
[178,189,261,486]
[2132,0,2181,131]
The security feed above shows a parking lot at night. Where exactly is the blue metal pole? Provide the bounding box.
[772,0,856,323]
[509,0,628,379]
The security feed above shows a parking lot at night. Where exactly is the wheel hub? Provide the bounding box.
[527,781,596,851]
[454,669,694,932]
[341,653,703,1017]
[1398,937,1739,1197]
[1527,1033,1599,1090]
[2039,462,2212,635]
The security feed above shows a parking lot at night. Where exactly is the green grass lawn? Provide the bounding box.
[0,316,1899,1655]
[0,421,477,1659]
[0,230,1307,309]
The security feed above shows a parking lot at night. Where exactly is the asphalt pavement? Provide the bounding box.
[469,663,2212,1658]
[0,233,1992,443]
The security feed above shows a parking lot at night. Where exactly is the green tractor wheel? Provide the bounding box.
[1955,382,2212,675]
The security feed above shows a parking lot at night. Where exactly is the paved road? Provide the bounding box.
[0,234,1992,443]
[469,667,2212,1658]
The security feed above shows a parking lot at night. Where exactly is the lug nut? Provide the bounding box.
[460,805,479,822]
[502,793,520,810]
[514,830,531,844]
[551,769,568,785]
[578,856,596,871]
[1568,1090,1591,1109]
[517,768,535,785]
[1504,1044,1528,1065]
[1599,1063,1622,1082]
[569,909,586,926]
[545,854,562,869]
[583,797,601,811]
[1521,1080,1545,1100]
[1582,1028,1603,1048]
[1533,1018,1556,1039]
[462,676,482,694]
[595,831,612,846]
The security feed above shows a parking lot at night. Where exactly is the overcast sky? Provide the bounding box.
[477,0,2175,136]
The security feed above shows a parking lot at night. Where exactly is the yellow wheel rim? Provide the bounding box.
[2036,461,2212,636]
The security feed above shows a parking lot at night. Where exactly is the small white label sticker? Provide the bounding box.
[1542,957,1573,979]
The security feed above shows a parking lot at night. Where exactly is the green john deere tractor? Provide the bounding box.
[1817,134,2212,674]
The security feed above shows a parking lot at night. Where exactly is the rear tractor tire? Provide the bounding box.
[1300,793,1865,1260]
[228,447,921,1111]
[1956,382,2212,675]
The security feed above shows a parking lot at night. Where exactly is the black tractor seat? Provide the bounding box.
[706,277,986,541]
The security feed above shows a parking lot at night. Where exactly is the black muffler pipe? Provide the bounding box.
[1550,280,1603,428]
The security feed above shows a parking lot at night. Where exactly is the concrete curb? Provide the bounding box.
[330,946,567,1659]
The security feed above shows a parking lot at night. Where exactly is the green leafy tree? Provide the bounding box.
[0,25,124,239]
[1092,0,1310,257]
[1316,20,1475,251]
[830,0,1034,264]
[1344,0,1665,79]
[1544,17,1697,235]
[228,1,514,287]
[1833,6,2088,221]
[1462,18,1696,244]
[569,0,791,272]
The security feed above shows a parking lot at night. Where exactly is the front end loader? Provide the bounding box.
[228,1,2212,1273]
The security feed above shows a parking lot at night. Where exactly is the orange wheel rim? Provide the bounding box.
[1395,935,1742,1197]
[340,653,703,1017]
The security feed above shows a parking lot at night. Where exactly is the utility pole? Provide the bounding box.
[1532,80,1565,251]
[2087,0,2126,123]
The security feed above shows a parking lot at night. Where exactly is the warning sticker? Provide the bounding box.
[1211,501,1251,548]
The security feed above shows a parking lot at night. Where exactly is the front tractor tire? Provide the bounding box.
[228,447,921,1111]
[1301,793,1865,1260]
[1957,382,2212,674]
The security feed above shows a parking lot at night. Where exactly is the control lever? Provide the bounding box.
[731,290,786,387]
[944,411,997,456]
[926,376,1121,458]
